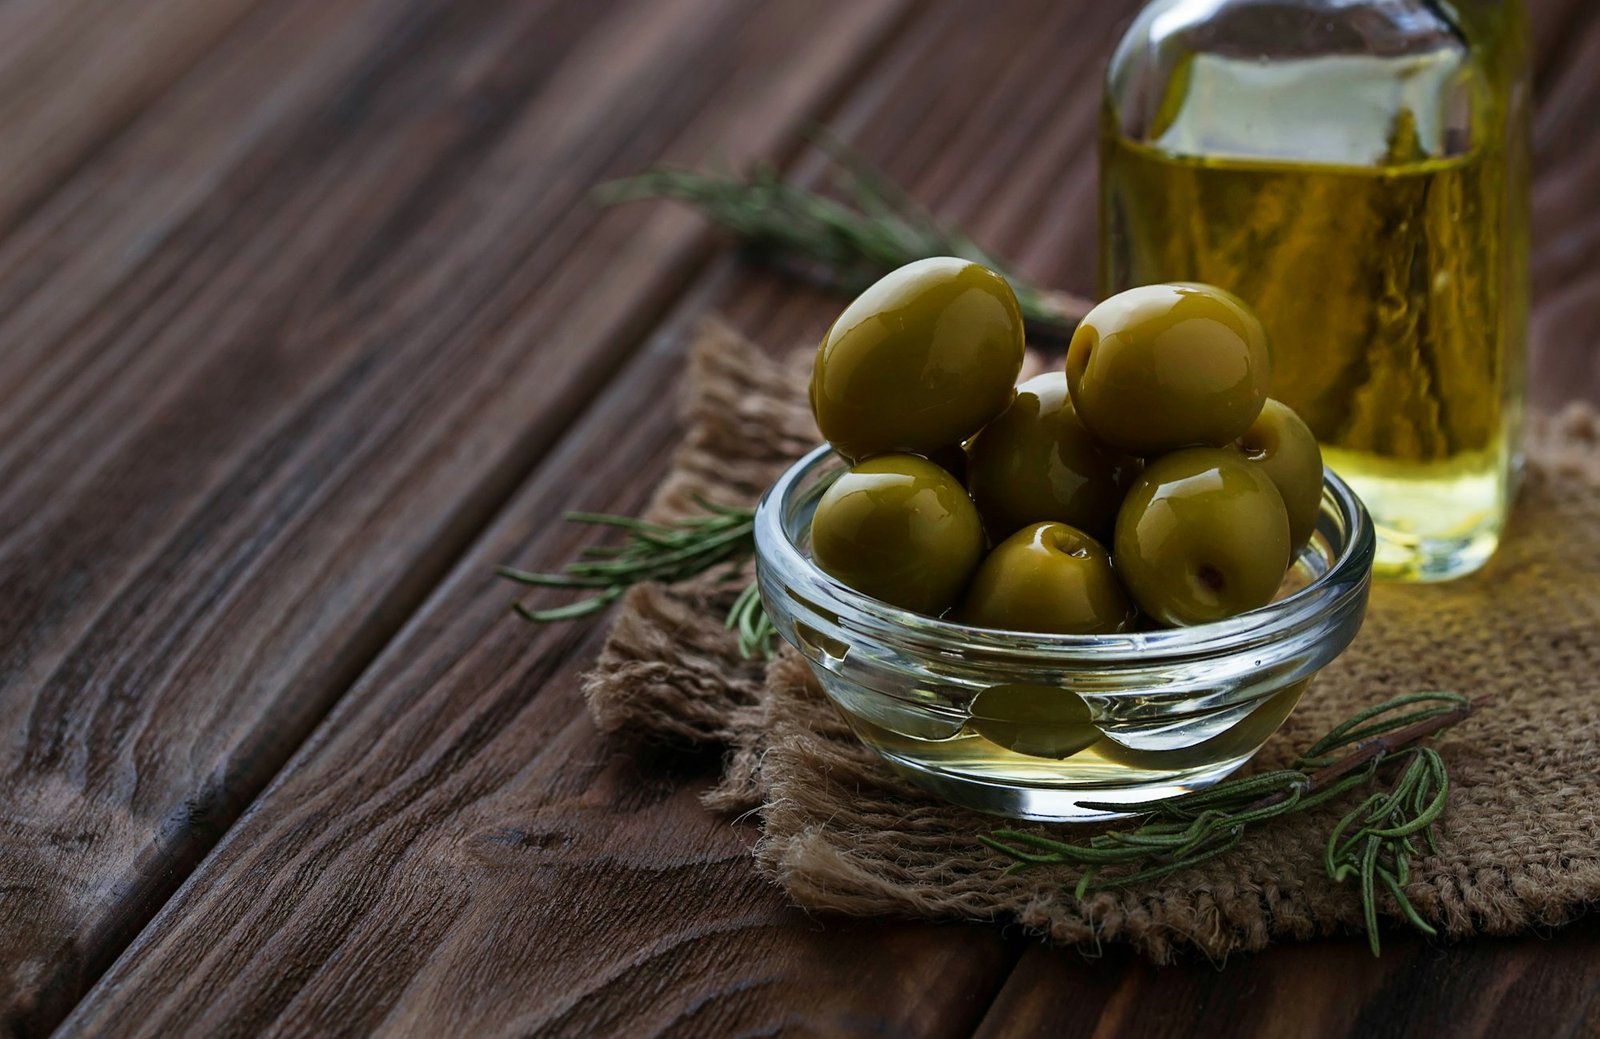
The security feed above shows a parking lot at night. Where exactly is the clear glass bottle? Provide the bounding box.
[1101,0,1530,581]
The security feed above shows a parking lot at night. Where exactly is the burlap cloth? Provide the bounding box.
[581,320,1600,960]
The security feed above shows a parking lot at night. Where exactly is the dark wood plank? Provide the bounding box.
[53,2,1142,1033]
[31,2,1600,1037]
[55,269,1017,1039]
[0,0,909,1033]
[0,0,266,233]
[1529,3,1600,407]
[975,923,1600,1039]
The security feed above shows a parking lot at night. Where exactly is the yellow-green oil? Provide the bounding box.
[845,681,1308,791]
[1102,105,1528,580]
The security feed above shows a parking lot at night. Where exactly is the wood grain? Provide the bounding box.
[0,0,266,234]
[0,0,909,1033]
[53,2,1141,1033]
[54,270,1015,1039]
[5,0,1597,1035]
[974,923,1600,1039]
[1529,2,1600,407]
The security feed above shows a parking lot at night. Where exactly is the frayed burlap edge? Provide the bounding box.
[583,320,1600,960]
[579,319,814,810]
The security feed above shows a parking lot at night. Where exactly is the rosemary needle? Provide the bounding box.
[596,136,1093,345]
[519,138,1090,649]
[725,581,777,661]
[499,498,771,658]
[982,692,1472,955]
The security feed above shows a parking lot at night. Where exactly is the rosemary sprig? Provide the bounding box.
[596,137,1093,344]
[725,580,777,661]
[526,137,1086,651]
[498,498,772,658]
[981,691,1474,955]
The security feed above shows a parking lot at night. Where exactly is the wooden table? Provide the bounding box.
[2,1,1597,1036]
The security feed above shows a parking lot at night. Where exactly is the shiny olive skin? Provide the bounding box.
[1066,283,1272,455]
[810,454,984,615]
[968,684,1100,759]
[1092,680,1306,769]
[1113,447,1291,626]
[811,257,1025,461]
[959,522,1135,635]
[1231,398,1324,553]
[964,372,1140,543]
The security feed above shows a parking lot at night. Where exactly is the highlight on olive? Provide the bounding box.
[804,267,1324,635]
[1065,282,1271,455]
[810,257,1024,462]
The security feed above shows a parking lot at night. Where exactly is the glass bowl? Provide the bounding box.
[753,445,1375,822]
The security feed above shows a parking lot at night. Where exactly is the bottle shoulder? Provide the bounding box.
[1111,0,1468,66]
[1107,0,1490,166]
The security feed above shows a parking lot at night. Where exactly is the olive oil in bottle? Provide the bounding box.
[1101,0,1530,580]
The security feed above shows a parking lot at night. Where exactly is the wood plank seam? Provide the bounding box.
[48,1,1149,1031]
[0,2,924,1035]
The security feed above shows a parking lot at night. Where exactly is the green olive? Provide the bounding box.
[1113,447,1291,626]
[1230,398,1324,554]
[968,684,1101,759]
[1065,283,1272,454]
[1092,680,1307,770]
[964,372,1140,543]
[810,454,984,615]
[959,522,1135,635]
[811,257,1025,460]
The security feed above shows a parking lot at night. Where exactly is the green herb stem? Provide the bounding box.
[499,499,771,658]
[596,139,1094,344]
[982,692,1475,955]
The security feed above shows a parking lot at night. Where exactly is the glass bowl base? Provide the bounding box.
[755,446,1375,825]
[875,748,1257,822]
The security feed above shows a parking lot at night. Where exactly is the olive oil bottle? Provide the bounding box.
[1101,0,1530,580]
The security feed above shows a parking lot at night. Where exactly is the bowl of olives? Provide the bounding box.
[754,262,1374,821]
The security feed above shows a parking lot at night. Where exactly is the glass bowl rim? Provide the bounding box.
[754,443,1375,664]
